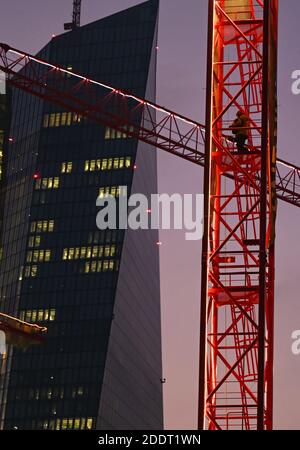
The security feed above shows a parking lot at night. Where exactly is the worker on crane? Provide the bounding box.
[229,110,250,153]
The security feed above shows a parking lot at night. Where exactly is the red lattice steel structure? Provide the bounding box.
[198,0,278,430]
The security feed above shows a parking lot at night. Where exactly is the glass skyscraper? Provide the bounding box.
[0,0,163,430]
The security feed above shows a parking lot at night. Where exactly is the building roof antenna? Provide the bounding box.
[64,0,81,31]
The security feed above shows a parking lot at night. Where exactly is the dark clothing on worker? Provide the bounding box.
[230,113,249,153]
[235,134,247,153]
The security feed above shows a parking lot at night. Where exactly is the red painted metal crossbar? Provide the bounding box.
[0,42,299,208]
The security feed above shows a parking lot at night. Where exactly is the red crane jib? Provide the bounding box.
[0,42,298,208]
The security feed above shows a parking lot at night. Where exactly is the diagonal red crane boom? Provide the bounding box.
[0,42,299,208]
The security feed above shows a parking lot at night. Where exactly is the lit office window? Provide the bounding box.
[54,417,93,431]
[55,113,60,127]
[103,158,112,170]
[86,418,93,430]
[37,222,43,232]
[101,158,112,170]
[74,247,80,259]
[33,250,41,262]
[73,113,82,124]
[104,125,134,139]
[84,156,131,172]
[24,265,38,278]
[27,249,51,263]
[48,220,55,232]
[98,185,127,199]
[28,236,41,248]
[35,177,60,190]
[62,245,116,260]
[61,162,73,173]
[31,220,55,233]
[84,259,118,274]
[74,419,81,430]
[66,112,73,126]
[61,112,67,126]
[61,419,68,430]
[49,114,55,127]
[43,112,83,128]
[20,308,56,323]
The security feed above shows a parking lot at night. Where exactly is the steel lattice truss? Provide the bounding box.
[0,42,299,208]
[198,0,278,430]
[72,0,82,27]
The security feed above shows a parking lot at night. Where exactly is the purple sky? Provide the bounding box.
[1,0,300,430]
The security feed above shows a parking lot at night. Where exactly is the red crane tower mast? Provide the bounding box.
[198,0,278,430]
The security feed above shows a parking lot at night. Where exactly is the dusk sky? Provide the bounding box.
[1,0,300,429]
